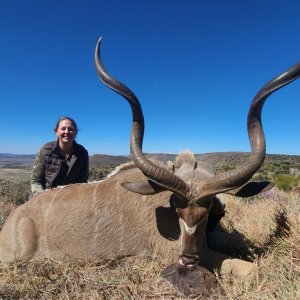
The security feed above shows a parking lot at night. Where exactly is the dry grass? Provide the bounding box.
[0,189,299,299]
[0,257,185,300]
[0,168,31,182]
[213,190,300,299]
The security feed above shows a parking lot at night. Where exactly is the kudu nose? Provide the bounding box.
[179,254,200,268]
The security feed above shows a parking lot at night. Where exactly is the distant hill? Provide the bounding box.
[195,152,300,172]
[0,152,299,173]
[90,154,131,167]
[0,154,36,169]
[89,153,178,167]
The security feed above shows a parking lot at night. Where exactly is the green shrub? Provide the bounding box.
[274,174,300,191]
[253,172,270,181]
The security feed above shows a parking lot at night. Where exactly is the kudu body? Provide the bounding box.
[1,38,300,279]
[0,163,249,274]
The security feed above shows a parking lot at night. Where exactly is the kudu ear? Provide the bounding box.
[121,180,167,195]
[225,181,274,197]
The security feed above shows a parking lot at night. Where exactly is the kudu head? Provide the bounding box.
[95,37,300,267]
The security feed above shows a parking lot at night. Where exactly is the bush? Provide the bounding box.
[0,179,30,205]
[274,174,300,191]
[89,165,118,181]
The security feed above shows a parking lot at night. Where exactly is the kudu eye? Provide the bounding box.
[170,194,188,209]
[197,198,213,210]
[175,207,182,217]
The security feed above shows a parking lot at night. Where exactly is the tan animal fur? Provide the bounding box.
[0,161,252,275]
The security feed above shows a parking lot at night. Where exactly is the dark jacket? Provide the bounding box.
[31,141,89,195]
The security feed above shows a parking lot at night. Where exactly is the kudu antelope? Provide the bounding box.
[0,39,299,285]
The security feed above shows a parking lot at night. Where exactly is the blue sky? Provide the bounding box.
[0,0,299,155]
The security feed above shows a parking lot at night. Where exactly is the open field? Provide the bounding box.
[0,154,299,299]
[0,168,31,182]
[0,186,299,299]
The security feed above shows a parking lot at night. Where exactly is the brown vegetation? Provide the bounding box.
[0,170,299,298]
[88,165,119,181]
[0,153,299,298]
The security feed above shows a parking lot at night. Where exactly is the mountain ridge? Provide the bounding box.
[0,152,299,170]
